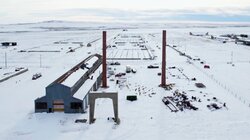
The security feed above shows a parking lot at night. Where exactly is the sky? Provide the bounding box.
[0,0,250,24]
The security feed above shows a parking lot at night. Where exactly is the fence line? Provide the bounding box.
[168,45,250,108]
[191,63,249,107]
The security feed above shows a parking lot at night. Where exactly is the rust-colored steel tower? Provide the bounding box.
[102,31,107,88]
[161,30,167,87]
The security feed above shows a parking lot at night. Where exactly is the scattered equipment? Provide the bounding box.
[126,65,132,73]
[132,68,137,73]
[75,119,87,123]
[195,83,206,88]
[126,95,137,101]
[147,65,159,69]
[204,65,210,69]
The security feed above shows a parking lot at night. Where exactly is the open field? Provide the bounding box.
[1,21,250,140]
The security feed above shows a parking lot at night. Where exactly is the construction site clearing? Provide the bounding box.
[1,22,250,140]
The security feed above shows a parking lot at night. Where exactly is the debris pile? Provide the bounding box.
[132,84,156,98]
[206,97,227,111]
[75,119,87,123]
[162,90,199,112]
[161,83,175,90]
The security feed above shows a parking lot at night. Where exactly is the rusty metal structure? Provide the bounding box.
[161,30,167,87]
[102,31,108,88]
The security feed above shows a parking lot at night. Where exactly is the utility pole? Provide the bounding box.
[102,31,107,88]
[40,54,42,68]
[5,52,7,68]
[161,30,167,87]
[231,51,233,64]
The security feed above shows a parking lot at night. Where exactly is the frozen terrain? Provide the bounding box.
[1,21,250,140]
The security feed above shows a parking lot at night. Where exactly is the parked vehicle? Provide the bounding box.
[69,49,75,52]
[126,95,137,101]
[126,65,132,73]
[32,73,42,80]
[15,67,24,72]
[108,70,115,75]
[87,43,92,47]
[204,65,210,69]
[147,65,159,69]
[110,61,121,65]
[115,73,126,77]
[114,62,120,65]
[132,68,137,73]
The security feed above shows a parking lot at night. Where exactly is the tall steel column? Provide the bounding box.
[102,31,107,88]
[161,30,166,86]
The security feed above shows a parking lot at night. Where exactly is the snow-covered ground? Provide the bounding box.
[1,21,250,140]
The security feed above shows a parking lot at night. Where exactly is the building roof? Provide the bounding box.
[48,54,101,87]
[61,68,88,87]
[73,65,102,99]
[61,55,99,87]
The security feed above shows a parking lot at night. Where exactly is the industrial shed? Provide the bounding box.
[35,54,103,113]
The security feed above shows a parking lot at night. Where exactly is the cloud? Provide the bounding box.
[30,7,250,23]
[1,7,250,24]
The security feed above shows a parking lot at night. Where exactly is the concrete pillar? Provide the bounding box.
[89,97,96,123]
[89,92,119,124]
[112,96,118,122]
[95,81,97,91]
[84,97,87,110]
[102,31,107,88]
[161,30,167,87]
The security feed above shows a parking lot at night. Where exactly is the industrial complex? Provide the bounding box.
[1,21,250,140]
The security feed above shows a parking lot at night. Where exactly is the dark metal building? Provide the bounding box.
[35,54,103,113]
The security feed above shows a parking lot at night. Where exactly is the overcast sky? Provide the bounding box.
[0,0,250,24]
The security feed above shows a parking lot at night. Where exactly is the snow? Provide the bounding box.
[73,66,102,99]
[1,21,250,140]
[61,56,99,89]
[86,56,98,68]
[61,68,87,87]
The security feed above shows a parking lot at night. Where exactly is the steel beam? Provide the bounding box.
[102,31,107,88]
[161,30,166,86]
